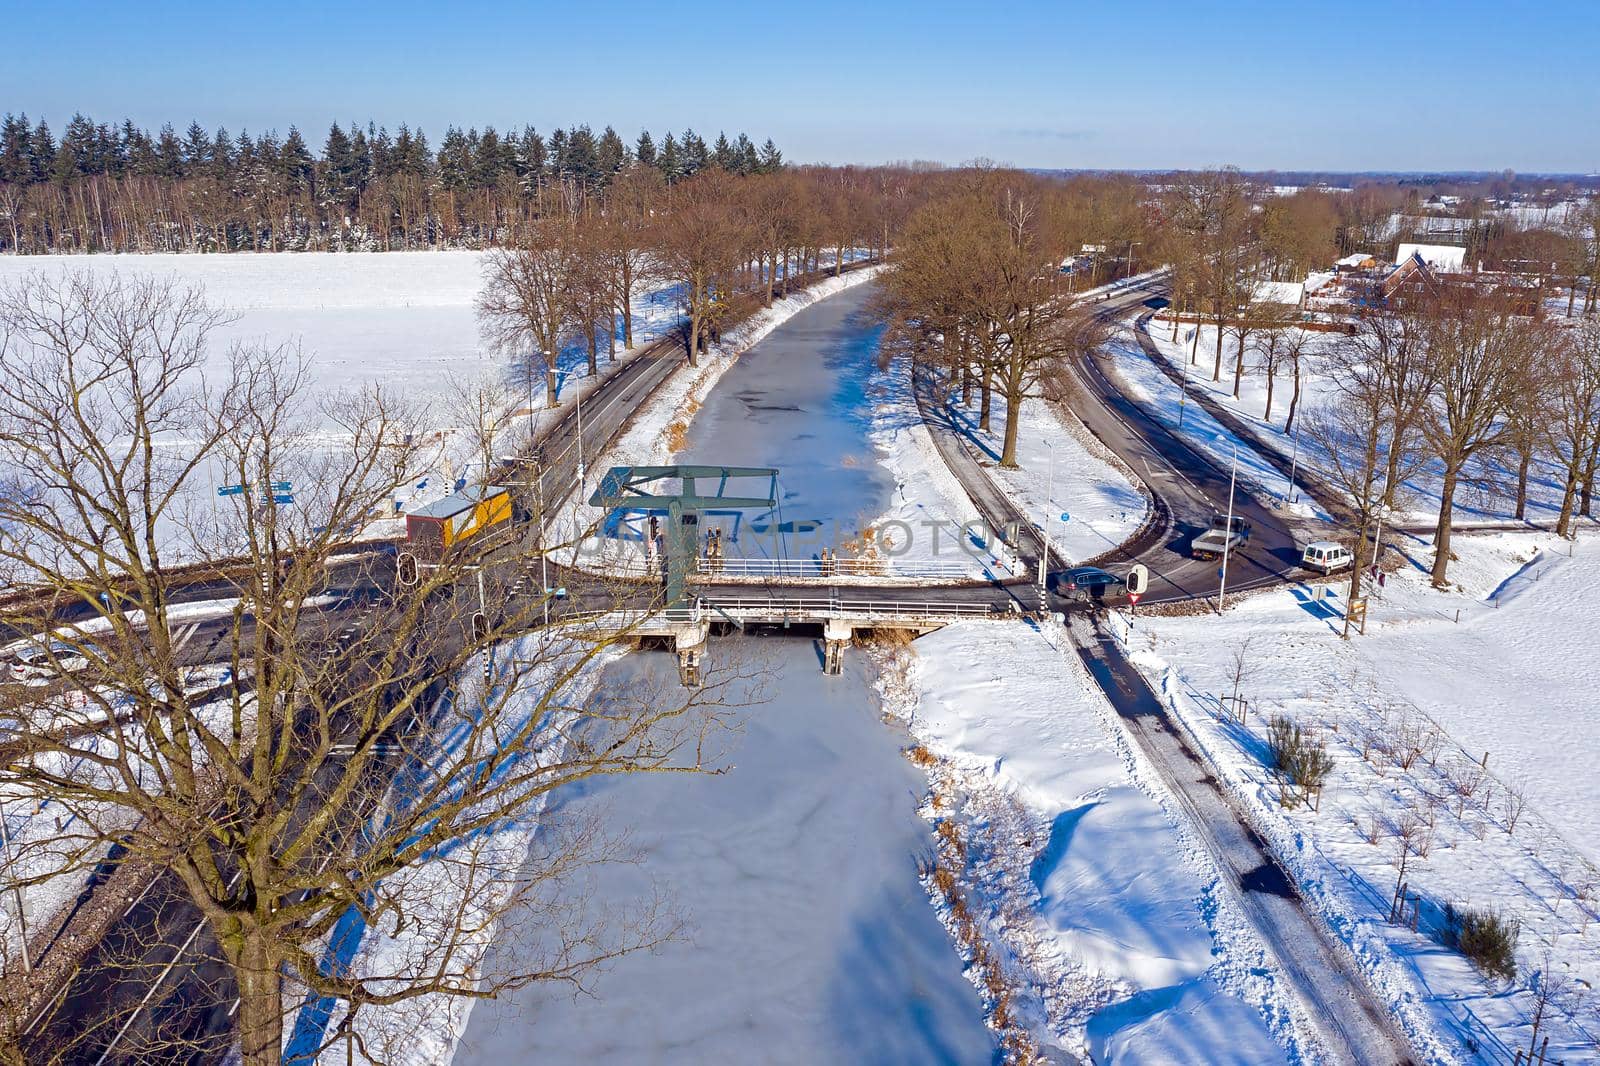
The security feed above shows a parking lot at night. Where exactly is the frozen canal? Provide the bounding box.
[677,282,895,561]
[452,286,996,1063]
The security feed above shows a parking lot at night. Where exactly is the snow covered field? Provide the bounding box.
[1127,533,1600,1062]
[880,622,1304,1063]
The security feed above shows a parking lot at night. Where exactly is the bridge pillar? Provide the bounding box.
[822,618,853,676]
[674,621,710,687]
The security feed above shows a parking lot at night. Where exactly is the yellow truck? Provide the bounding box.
[404,485,514,557]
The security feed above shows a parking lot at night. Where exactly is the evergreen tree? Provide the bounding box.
[473,126,511,189]
[658,131,681,183]
[634,129,656,170]
[597,125,626,184]
[0,114,31,184]
[183,121,211,173]
[437,126,471,191]
[279,126,315,195]
[711,131,734,171]
[514,126,547,196]
[321,123,357,207]
[350,124,372,194]
[548,127,569,183]
[125,120,158,176]
[680,128,708,176]
[93,122,121,177]
[232,130,258,194]
[565,124,599,188]
[757,138,783,174]
[210,127,235,181]
[155,123,185,179]
[369,124,395,179]
[28,120,56,183]
[735,133,758,176]
[57,113,99,180]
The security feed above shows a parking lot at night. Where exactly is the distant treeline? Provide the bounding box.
[0,114,785,253]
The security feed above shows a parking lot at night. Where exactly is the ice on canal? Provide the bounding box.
[451,641,997,1064]
[669,282,897,563]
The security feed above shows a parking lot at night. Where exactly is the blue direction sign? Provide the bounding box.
[218,484,246,497]
[268,480,292,492]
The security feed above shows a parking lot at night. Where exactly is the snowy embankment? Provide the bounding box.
[873,623,1306,1063]
[557,267,885,569]
[1101,327,1330,524]
[1132,318,1577,529]
[1125,532,1600,1062]
[934,384,1150,566]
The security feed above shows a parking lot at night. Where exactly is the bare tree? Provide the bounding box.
[1550,320,1600,537]
[1421,287,1549,585]
[1251,322,1313,428]
[600,165,665,348]
[654,171,751,366]
[881,172,1109,467]
[477,218,584,408]
[0,273,745,1066]
[445,372,521,481]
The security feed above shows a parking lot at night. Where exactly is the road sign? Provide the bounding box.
[218,484,246,497]
[1059,512,1071,523]
[268,481,291,492]
[1127,592,1142,607]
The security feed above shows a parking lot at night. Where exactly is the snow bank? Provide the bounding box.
[876,622,1306,1063]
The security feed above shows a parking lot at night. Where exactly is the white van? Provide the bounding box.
[1302,540,1354,574]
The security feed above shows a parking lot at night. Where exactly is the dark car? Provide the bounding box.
[1052,566,1125,603]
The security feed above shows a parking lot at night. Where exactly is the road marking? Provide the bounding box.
[171,623,201,656]
[93,870,243,1065]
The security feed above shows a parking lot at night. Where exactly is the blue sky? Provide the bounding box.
[5,0,1597,172]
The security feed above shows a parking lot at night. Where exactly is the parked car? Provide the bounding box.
[1052,566,1126,603]
[1301,540,1354,574]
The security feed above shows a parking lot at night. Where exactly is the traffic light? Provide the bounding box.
[1126,563,1149,596]
[471,612,489,643]
[396,552,418,587]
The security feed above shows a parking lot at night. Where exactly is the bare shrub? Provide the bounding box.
[1501,777,1529,835]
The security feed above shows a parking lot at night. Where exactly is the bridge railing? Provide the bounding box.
[572,553,982,582]
[695,558,978,581]
[701,596,1003,623]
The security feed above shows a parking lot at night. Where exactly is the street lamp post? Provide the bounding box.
[0,795,31,973]
[1285,417,1302,505]
[1178,356,1190,429]
[1217,442,1239,614]
[1037,440,1058,606]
